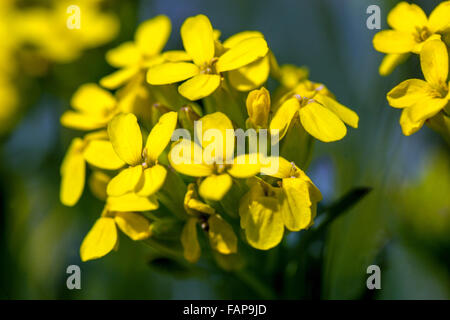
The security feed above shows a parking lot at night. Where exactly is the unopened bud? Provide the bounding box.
[246,87,270,129]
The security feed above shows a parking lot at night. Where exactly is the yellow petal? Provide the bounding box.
[60,138,85,207]
[114,212,151,241]
[269,98,300,140]
[108,113,143,166]
[107,193,159,212]
[228,56,270,91]
[260,156,295,178]
[71,83,116,114]
[281,178,314,231]
[83,140,125,170]
[239,192,284,250]
[199,174,232,201]
[135,15,171,56]
[387,79,435,108]
[80,217,118,262]
[299,101,347,142]
[100,67,139,89]
[228,154,261,178]
[107,165,143,197]
[315,95,359,128]
[181,218,201,263]
[379,53,410,76]
[105,42,140,68]
[408,97,449,123]
[178,74,221,101]
[400,108,424,136]
[223,31,264,49]
[216,37,268,72]
[162,50,191,62]
[181,14,215,66]
[420,39,448,88]
[60,111,109,131]
[169,140,214,177]
[387,2,427,33]
[147,62,199,85]
[136,165,167,196]
[428,1,450,33]
[373,30,417,54]
[195,112,235,163]
[184,183,216,215]
[145,111,178,162]
[208,214,237,254]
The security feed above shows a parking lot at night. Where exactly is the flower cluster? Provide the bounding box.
[0,0,119,135]
[373,1,450,139]
[60,14,359,264]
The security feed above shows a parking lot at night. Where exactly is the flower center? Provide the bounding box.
[416,26,431,42]
[199,57,219,75]
[294,94,316,108]
[213,162,231,174]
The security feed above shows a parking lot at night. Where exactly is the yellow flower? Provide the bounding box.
[270,80,359,142]
[61,83,120,131]
[373,1,450,75]
[387,40,450,136]
[106,112,178,198]
[239,177,284,250]
[80,207,152,262]
[246,87,271,129]
[100,15,176,90]
[240,157,322,250]
[169,112,260,201]
[60,130,124,206]
[181,184,237,262]
[147,15,268,100]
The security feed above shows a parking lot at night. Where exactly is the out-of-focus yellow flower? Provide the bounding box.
[373,1,450,75]
[100,15,174,90]
[181,183,237,262]
[270,80,359,142]
[246,87,271,129]
[80,206,152,262]
[147,15,268,100]
[106,112,178,198]
[169,112,260,201]
[387,40,450,136]
[61,83,121,131]
[240,157,322,250]
[16,0,119,63]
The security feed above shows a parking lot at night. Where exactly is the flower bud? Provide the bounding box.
[246,87,271,129]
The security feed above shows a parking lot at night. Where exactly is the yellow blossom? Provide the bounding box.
[181,184,237,262]
[240,157,322,250]
[147,15,268,100]
[80,207,152,262]
[169,112,260,201]
[60,130,124,206]
[100,15,176,90]
[106,112,178,198]
[61,83,120,131]
[270,80,359,142]
[373,1,450,75]
[387,40,450,136]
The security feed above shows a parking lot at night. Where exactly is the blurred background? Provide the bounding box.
[0,0,448,299]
